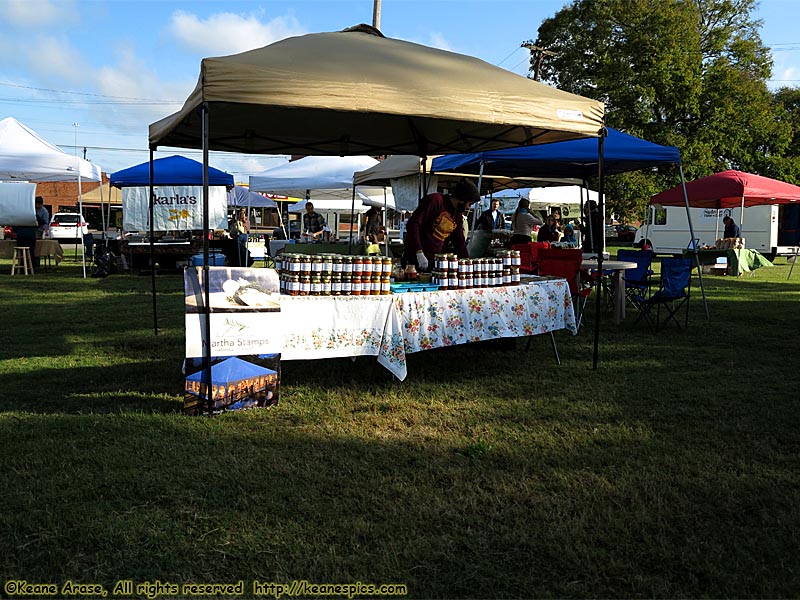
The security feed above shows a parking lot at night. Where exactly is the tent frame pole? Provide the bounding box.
[470,160,485,236]
[202,103,213,415]
[788,246,799,280]
[592,131,606,370]
[149,148,157,335]
[348,186,356,255]
[679,165,710,320]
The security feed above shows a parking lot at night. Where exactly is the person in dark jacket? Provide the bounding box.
[581,200,604,253]
[537,215,561,243]
[402,178,480,270]
[723,215,741,238]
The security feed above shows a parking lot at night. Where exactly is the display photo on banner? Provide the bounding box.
[184,266,282,416]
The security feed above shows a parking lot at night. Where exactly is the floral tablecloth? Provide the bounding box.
[280,279,576,380]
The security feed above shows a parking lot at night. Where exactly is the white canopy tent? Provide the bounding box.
[250,155,393,243]
[287,197,370,213]
[249,155,381,198]
[354,155,584,212]
[0,117,103,277]
[0,117,102,182]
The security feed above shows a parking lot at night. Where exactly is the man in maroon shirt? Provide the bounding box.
[402,178,481,270]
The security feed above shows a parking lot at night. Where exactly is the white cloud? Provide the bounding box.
[93,44,196,132]
[4,0,74,27]
[25,36,92,85]
[769,60,800,90]
[427,32,454,52]
[168,10,306,55]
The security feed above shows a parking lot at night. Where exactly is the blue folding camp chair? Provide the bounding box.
[616,249,655,317]
[637,257,692,331]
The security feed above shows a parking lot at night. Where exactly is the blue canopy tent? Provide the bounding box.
[433,128,706,368]
[185,356,278,413]
[109,156,234,336]
[109,155,233,187]
[431,128,681,178]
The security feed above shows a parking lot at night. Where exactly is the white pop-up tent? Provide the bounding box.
[250,155,381,198]
[0,117,103,277]
[0,117,102,182]
[250,155,393,242]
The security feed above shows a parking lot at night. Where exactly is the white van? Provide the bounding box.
[634,204,800,259]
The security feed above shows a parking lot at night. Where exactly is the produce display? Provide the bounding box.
[276,250,522,295]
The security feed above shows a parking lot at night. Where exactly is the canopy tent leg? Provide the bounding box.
[149,147,157,336]
[348,186,357,254]
[592,130,606,370]
[99,176,107,245]
[469,159,485,236]
[383,188,389,257]
[77,173,86,278]
[201,103,213,415]
[678,165,710,321]
[788,246,799,280]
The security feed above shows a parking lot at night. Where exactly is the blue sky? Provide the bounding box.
[1,0,798,181]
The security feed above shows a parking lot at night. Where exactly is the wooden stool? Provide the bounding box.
[11,247,34,275]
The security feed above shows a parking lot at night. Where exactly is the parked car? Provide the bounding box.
[49,212,89,240]
[616,224,638,242]
[3,225,15,239]
[605,224,638,242]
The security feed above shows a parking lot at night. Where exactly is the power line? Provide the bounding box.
[495,46,523,67]
[0,80,182,103]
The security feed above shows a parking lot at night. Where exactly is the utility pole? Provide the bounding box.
[521,41,555,81]
[372,0,381,30]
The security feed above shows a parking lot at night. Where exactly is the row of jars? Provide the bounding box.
[281,273,392,296]
[432,268,521,290]
[433,253,522,274]
[278,253,393,276]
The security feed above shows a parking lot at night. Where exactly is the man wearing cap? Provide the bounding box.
[403,178,480,270]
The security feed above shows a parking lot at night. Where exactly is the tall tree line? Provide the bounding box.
[534,0,800,220]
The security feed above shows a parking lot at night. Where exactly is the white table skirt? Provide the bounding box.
[279,279,576,381]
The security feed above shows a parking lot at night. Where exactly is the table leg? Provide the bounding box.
[613,269,625,324]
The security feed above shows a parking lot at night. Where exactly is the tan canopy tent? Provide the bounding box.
[147,24,605,405]
[150,25,603,156]
[353,155,578,190]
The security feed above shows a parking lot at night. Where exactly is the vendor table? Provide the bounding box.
[685,248,773,276]
[0,239,64,268]
[581,259,637,325]
[279,279,577,380]
[122,240,195,270]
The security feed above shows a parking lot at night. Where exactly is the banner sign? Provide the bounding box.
[183,266,282,416]
[123,185,228,231]
[0,182,36,226]
[699,208,732,222]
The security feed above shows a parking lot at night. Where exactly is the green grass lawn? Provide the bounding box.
[1,252,799,598]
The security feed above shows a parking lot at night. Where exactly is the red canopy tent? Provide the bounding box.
[651,169,800,281]
[651,170,800,208]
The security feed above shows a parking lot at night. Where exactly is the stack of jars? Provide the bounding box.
[431,252,522,290]
[278,253,393,296]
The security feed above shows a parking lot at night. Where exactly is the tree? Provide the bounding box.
[534,0,794,220]
[769,87,800,184]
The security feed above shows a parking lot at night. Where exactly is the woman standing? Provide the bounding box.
[234,209,250,266]
[509,198,543,245]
